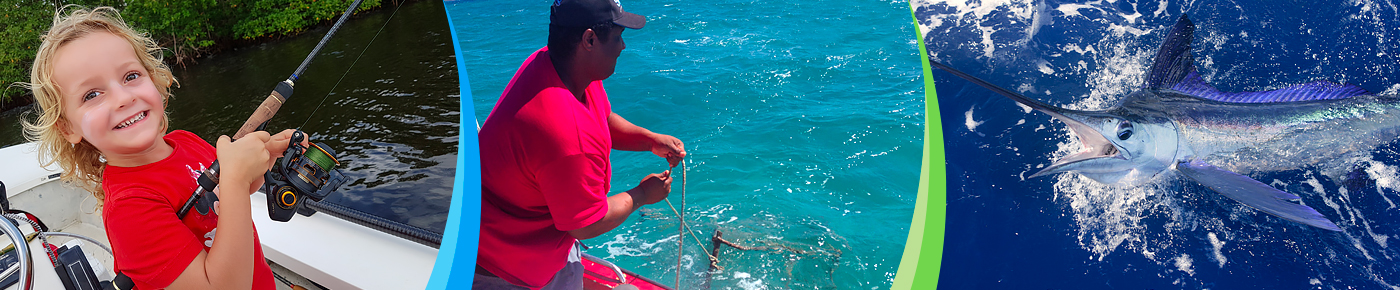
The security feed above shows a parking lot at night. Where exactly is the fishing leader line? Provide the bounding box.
[660,160,721,288]
[296,1,408,129]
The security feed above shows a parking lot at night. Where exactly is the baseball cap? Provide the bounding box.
[551,0,646,29]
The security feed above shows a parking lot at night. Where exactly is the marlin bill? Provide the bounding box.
[933,15,1400,232]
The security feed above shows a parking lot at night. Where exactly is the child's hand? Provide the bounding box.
[267,129,311,159]
[216,131,274,189]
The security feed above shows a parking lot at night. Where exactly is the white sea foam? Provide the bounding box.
[1174,254,1194,276]
[915,0,1036,58]
[964,108,984,131]
[1302,172,1378,261]
[1027,1,1050,40]
[1017,82,1036,93]
[1362,159,1400,209]
[1015,102,1032,113]
[732,272,767,290]
[1036,59,1056,74]
[1326,159,1394,253]
[1055,3,1095,18]
[597,231,677,259]
[718,216,739,225]
[1054,168,1177,260]
[1074,38,1151,108]
[1038,0,1168,263]
[1207,232,1227,268]
[921,0,1400,284]
[1151,0,1168,17]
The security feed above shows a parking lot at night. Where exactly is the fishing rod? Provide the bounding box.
[175,0,366,222]
[170,0,444,248]
[170,0,439,245]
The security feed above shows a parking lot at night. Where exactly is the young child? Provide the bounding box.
[22,7,298,290]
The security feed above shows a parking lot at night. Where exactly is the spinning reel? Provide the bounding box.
[262,130,349,222]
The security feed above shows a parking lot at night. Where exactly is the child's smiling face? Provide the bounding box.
[53,31,168,164]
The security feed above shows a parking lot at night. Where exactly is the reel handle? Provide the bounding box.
[234,80,295,139]
[289,130,306,148]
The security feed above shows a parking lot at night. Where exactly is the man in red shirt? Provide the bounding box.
[475,0,685,289]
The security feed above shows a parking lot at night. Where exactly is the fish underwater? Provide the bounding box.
[932,15,1400,232]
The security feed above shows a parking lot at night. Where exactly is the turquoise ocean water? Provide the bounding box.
[445,1,922,289]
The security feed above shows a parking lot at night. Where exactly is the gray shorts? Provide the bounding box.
[473,244,583,290]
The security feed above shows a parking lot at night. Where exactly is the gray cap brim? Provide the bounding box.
[614,10,645,29]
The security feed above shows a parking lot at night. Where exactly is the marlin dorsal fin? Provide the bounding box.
[1145,15,1371,103]
[1172,72,1371,103]
[1143,15,1197,90]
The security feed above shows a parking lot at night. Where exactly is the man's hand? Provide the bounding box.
[568,170,673,240]
[634,170,672,206]
[649,134,686,167]
[609,113,686,167]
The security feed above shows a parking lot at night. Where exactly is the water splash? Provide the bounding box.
[1207,232,1227,268]
[926,0,1400,286]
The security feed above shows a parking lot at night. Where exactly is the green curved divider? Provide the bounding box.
[891,1,945,289]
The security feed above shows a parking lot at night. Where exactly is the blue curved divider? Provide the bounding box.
[426,4,482,288]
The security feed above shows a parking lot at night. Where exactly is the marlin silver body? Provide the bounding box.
[1179,94,1400,171]
[1103,90,1400,178]
[931,15,1398,231]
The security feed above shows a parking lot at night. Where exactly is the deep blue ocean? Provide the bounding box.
[446,0,923,289]
[918,0,1400,289]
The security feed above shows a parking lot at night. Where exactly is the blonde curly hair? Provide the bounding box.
[20,6,177,200]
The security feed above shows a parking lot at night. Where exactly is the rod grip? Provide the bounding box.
[234,80,295,139]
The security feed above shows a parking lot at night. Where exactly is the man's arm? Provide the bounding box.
[608,112,686,166]
[568,171,671,240]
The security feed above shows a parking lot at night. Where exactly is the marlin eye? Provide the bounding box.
[1116,121,1133,140]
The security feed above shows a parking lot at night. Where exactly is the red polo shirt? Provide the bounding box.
[477,46,613,289]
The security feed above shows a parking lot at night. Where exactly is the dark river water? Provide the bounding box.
[0,0,458,234]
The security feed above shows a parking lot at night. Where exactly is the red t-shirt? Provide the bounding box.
[477,46,613,289]
[102,130,275,290]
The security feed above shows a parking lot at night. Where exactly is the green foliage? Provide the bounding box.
[0,0,387,103]
[232,0,382,40]
[0,0,57,103]
[122,0,223,64]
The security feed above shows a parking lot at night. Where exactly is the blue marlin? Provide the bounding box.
[933,15,1399,231]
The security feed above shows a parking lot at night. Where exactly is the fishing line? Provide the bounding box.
[296,1,408,129]
[660,160,723,288]
[674,162,681,288]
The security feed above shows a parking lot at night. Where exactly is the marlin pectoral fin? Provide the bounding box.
[1177,159,1343,231]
